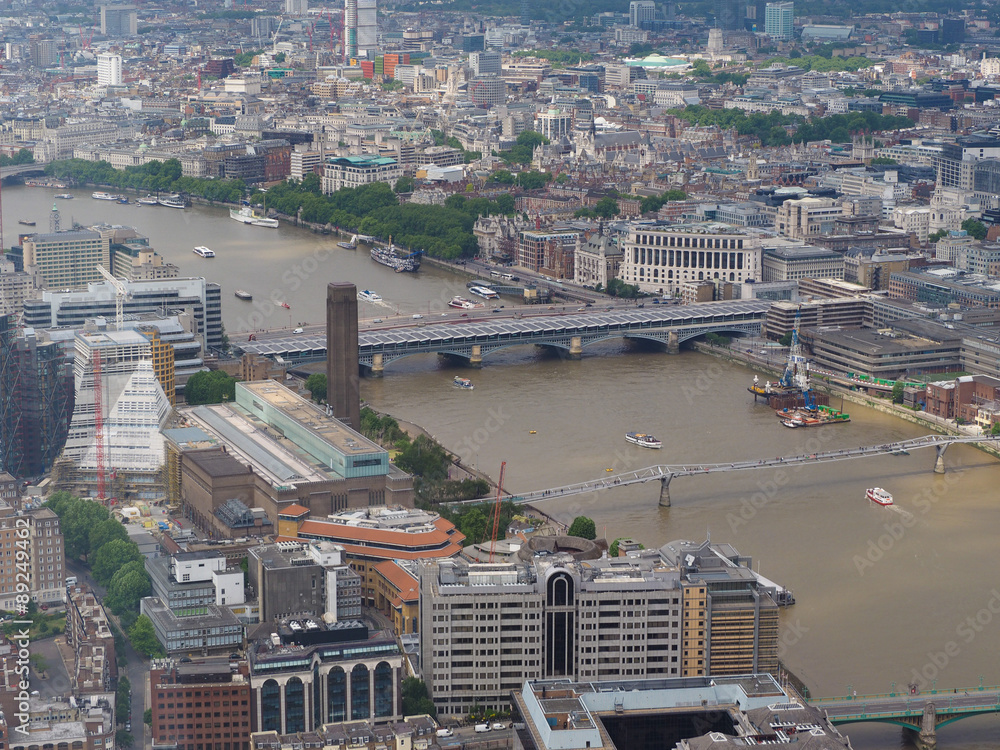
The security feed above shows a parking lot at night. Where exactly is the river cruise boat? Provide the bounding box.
[625,432,662,449]
[453,377,474,390]
[470,285,500,299]
[448,296,483,310]
[137,195,159,205]
[371,242,420,272]
[358,290,382,303]
[92,192,124,201]
[230,206,279,228]
[158,195,186,209]
[866,487,893,506]
[234,290,252,300]
[193,246,216,258]
[54,194,74,200]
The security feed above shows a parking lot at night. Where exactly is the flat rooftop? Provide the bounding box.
[183,404,330,486]
[239,381,383,457]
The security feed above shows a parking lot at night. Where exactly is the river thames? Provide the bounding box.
[10,185,1000,749]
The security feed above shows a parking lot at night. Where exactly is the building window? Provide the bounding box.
[351,664,370,720]
[260,680,281,732]
[328,667,347,722]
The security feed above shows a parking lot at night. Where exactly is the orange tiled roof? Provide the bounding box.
[278,503,311,517]
[374,560,419,602]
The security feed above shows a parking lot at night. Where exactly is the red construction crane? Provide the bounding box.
[92,349,106,503]
[488,461,506,563]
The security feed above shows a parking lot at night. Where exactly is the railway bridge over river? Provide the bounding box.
[237,299,770,371]
[483,434,1000,507]
[813,684,1000,749]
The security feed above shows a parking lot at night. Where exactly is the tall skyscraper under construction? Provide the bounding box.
[344,0,377,61]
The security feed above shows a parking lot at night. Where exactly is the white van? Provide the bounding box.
[65,576,78,587]
[436,728,454,738]
[474,723,491,733]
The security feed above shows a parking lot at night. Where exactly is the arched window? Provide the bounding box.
[313,663,322,728]
[547,572,574,606]
[328,667,347,722]
[351,664,370,720]
[261,680,281,732]
[285,677,305,733]
[374,662,394,717]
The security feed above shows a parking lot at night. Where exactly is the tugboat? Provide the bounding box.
[866,487,894,506]
[453,376,474,390]
[625,432,662,449]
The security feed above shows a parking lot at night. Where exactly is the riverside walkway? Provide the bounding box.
[488,434,1000,507]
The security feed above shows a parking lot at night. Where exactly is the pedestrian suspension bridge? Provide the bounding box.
[490,434,1000,507]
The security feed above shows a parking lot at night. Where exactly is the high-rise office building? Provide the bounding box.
[12,330,73,478]
[28,38,58,68]
[470,49,501,76]
[764,1,793,40]
[100,5,137,35]
[715,0,745,30]
[21,230,112,290]
[96,53,122,86]
[629,0,656,28]
[941,18,965,44]
[285,0,308,14]
[344,0,377,61]
[0,316,18,477]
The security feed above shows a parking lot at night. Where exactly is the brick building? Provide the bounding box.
[150,656,253,750]
[66,585,118,693]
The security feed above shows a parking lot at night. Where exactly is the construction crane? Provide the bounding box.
[97,265,129,330]
[488,461,506,563]
[778,309,809,392]
[92,348,106,504]
[272,17,284,54]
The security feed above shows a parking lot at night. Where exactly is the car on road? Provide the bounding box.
[293,327,303,334]
[372,318,383,323]
[40,604,48,611]
[577,306,587,311]
[436,728,454,738]
[492,722,507,731]
[492,308,501,313]
[412,314,423,319]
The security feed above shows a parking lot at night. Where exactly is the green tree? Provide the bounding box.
[778,332,794,346]
[116,675,131,718]
[89,517,129,553]
[116,729,134,749]
[105,561,152,615]
[870,156,898,165]
[891,380,905,404]
[394,434,450,480]
[991,422,1000,436]
[92,539,143,586]
[568,516,597,540]
[402,677,437,718]
[961,218,988,241]
[592,196,619,218]
[184,370,238,405]
[128,615,165,658]
[305,373,327,403]
[144,708,152,725]
[274,52,286,63]
[30,653,48,674]
[394,176,415,193]
[928,229,948,243]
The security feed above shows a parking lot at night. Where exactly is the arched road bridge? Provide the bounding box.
[0,163,45,179]
[483,435,1000,508]
[237,299,770,370]
[812,685,1000,749]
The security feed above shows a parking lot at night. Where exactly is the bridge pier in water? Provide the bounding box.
[934,444,949,474]
[469,345,482,368]
[917,702,937,750]
[370,353,384,377]
[569,336,582,360]
[667,331,679,354]
[658,474,673,507]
